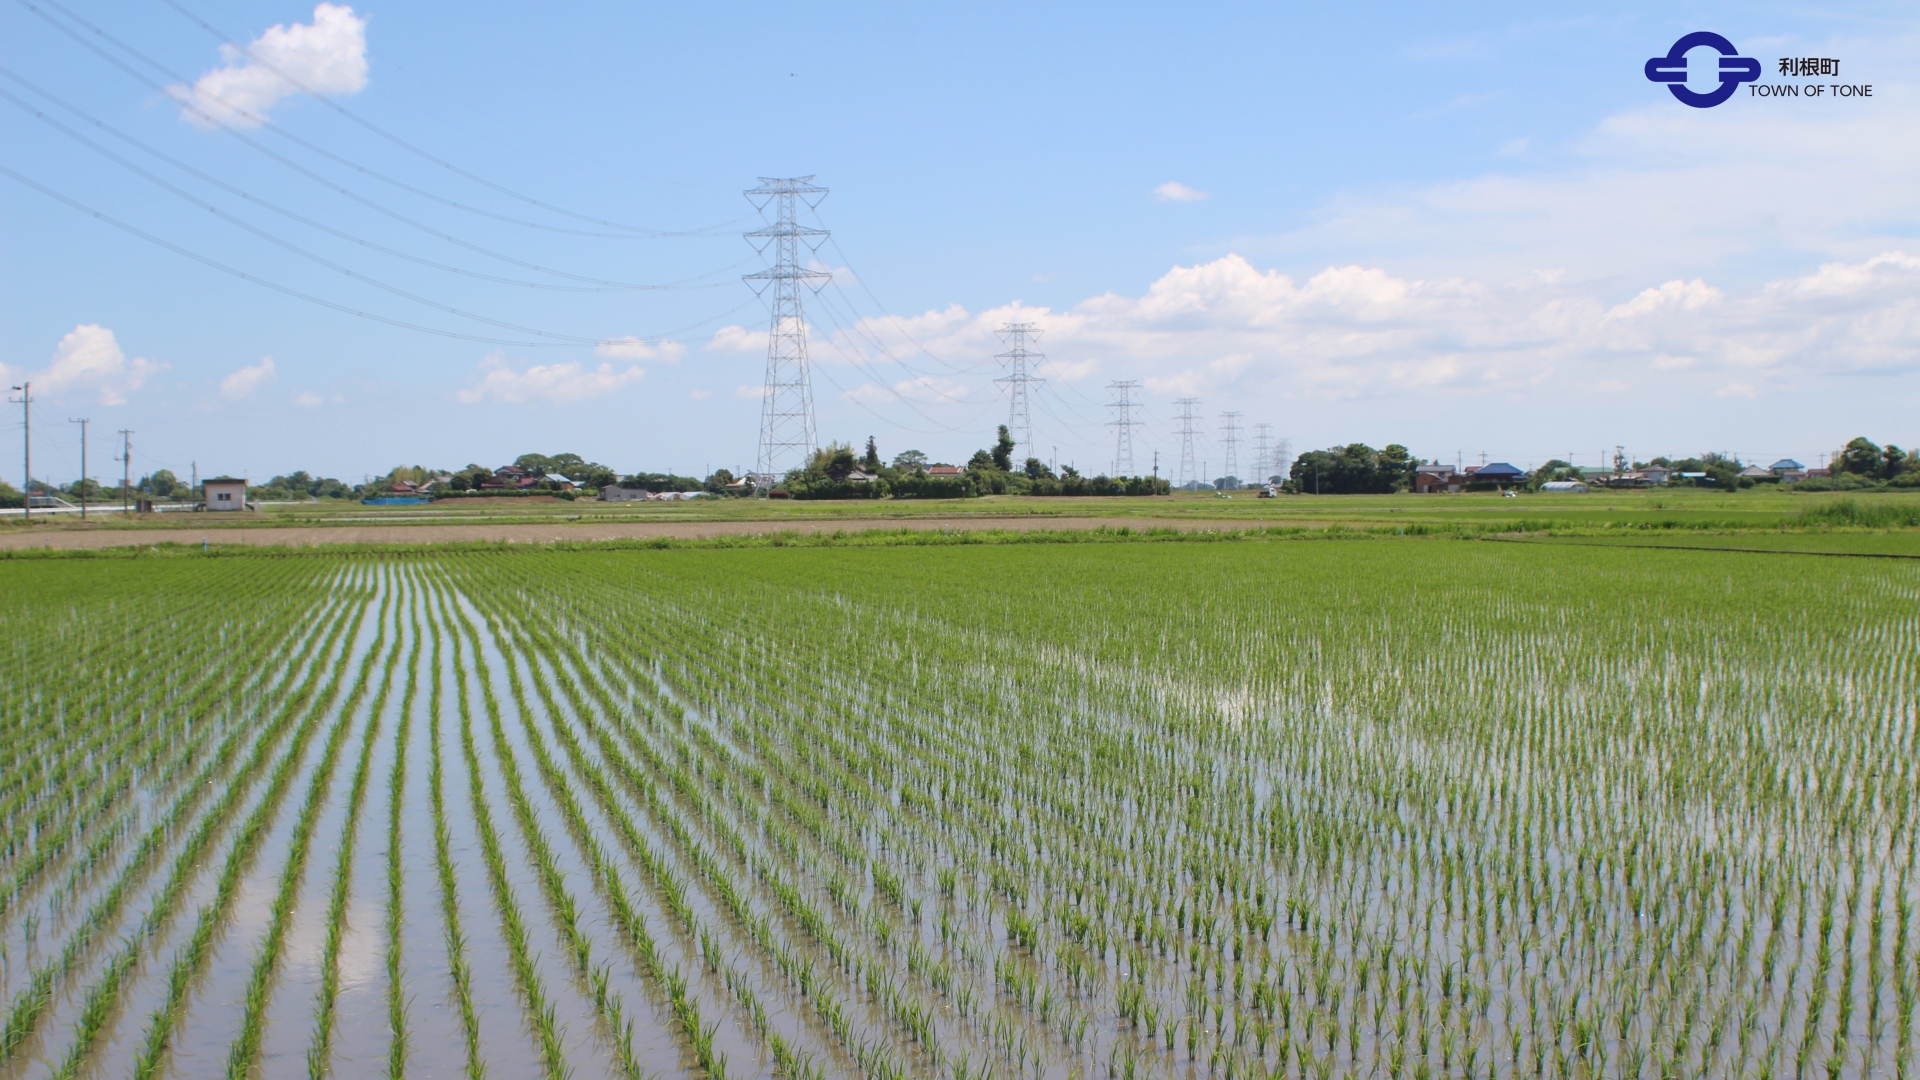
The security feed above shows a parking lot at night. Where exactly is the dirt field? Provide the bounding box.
[0,514,1223,551]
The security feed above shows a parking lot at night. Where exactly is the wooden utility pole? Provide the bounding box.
[118,430,134,515]
[69,417,88,520]
[7,382,28,521]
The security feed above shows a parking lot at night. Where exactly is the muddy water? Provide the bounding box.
[78,574,380,1080]
[501,638,783,1080]
[0,599,364,1080]
[162,573,399,1078]
[419,589,545,1079]
[254,578,410,1077]
[324,614,412,1077]
[390,580,469,1079]
[445,599,624,1079]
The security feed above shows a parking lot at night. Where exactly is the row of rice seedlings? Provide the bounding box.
[476,601,842,1080]
[497,545,1920,1078]
[422,579,487,1080]
[124,576,384,1080]
[442,601,653,1079]
[298,581,409,1078]
[436,588,574,1080]
[227,584,403,1078]
[0,586,341,1056]
[506,560,1084,1073]
[383,573,427,1079]
[458,576,928,1079]
[0,560,315,925]
[438,573,802,1063]
[2,582,366,1070]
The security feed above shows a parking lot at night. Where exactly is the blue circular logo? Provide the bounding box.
[1644,32,1761,107]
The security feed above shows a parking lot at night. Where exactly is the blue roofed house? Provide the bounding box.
[1467,462,1527,487]
[1770,458,1808,482]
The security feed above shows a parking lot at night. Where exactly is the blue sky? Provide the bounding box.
[3,1,1917,484]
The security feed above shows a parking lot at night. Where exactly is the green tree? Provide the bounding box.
[862,437,881,471]
[991,426,1015,472]
[1840,438,1882,477]
[1024,457,1054,480]
[146,468,179,497]
[892,449,928,473]
[1289,444,1398,494]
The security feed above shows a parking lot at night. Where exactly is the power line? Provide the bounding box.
[1105,380,1143,478]
[155,0,746,237]
[3,15,729,288]
[0,70,750,294]
[28,0,743,239]
[745,177,829,481]
[994,323,1045,462]
[0,162,754,347]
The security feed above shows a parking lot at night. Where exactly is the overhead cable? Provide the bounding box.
[24,0,744,239]
[154,0,738,238]
[0,162,755,348]
[0,72,749,294]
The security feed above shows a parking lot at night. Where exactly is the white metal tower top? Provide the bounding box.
[994,323,1045,464]
[743,177,830,483]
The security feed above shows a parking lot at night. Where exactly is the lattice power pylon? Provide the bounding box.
[1219,412,1242,486]
[743,177,831,483]
[1252,423,1273,484]
[1274,437,1293,484]
[1106,380,1143,477]
[994,323,1045,462]
[1174,397,1202,489]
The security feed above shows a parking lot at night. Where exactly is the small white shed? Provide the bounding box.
[203,477,249,511]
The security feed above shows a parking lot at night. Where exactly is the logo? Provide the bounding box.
[1645,32,1761,107]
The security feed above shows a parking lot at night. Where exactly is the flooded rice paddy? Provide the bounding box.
[0,540,1915,1079]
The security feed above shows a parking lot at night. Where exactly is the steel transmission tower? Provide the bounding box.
[1274,438,1292,483]
[1105,380,1143,477]
[1219,412,1242,486]
[994,323,1045,460]
[743,177,831,482]
[1173,397,1202,489]
[1252,423,1273,484]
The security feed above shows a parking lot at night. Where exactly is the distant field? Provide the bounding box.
[7,487,1920,550]
[2,538,1914,1079]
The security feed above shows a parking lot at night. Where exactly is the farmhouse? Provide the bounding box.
[1467,462,1526,487]
[202,476,249,511]
[1413,464,1463,493]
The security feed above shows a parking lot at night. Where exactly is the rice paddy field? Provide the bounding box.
[0,537,1915,1080]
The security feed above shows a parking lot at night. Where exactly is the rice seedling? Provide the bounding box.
[0,537,1912,1078]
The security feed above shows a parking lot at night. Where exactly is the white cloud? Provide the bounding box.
[689,389,712,400]
[32,325,165,405]
[1715,382,1759,399]
[594,337,685,363]
[1038,358,1098,383]
[1256,61,1920,286]
[455,353,645,404]
[1154,181,1209,203]
[810,250,1920,412]
[294,390,326,407]
[220,356,277,400]
[845,376,972,404]
[173,4,368,128]
[707,325,767,353]
[734,384,768,399]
